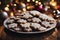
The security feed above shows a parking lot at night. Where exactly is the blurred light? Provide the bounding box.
[10,12,14,16]
[45,6,50,11]
[38,2,41,5]
[14,4,17,6]
[54,14,56,15]
[50,2,57,6]
[4,7,9,11]
[57,10,59,12]
[32,0,35,2]
[54,6,58,9]
[50,0,57,6]
[0,1,1,5]
[23,8,26,12]
[7,4,9,7]
[53,10,56,13]
[39,4,43,9]
[18,10,21,12]
[27,6,34,10]
[57,10,60,14]
[27,0,30,2]
[51,0,54,2]
[56,15,59,17]
[44,7,48,11]
[21,3,26,8]
[15,0,19,4]
[35,1,39,4]
[27,6,30,9]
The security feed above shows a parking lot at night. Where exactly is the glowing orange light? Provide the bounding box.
[7,4,9,7]
[23,8,26,12]
[32,0,35,2]
[18,10,21,12]
[54,6,58,9]
[38,2,41,5]
[35,1,39,4]
[27,6,31,9]
[27,5,34,10]
[10,12,14,16]
[50,0,57,6]
[50,2,57,6]
[27,0,30,2]
[4,7,9,11]
[52,0,54,2]
[14,4,17,6]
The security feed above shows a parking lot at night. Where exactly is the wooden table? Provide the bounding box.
[0,26,60,40]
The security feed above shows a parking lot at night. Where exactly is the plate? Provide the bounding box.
[4,18,56,34]
[4,11,57,34]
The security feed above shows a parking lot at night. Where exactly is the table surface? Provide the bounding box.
[0,26,60,40]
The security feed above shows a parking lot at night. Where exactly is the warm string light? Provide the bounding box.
[4,0,41,12]
[35,1,39,4]
[7,4,9,7]
[51,2,57,6]
[27,0,30,2]
[10,12,14,16]
[14,4,17,6]
[4,7,9,11]
[38,2,41,5]
[18,10,21,12]
[27,6,31,9]
[22,8,26,12]
[3,0,54,13]
[27,5,34,10]
[50,0,57,6]
[32,0,35,2]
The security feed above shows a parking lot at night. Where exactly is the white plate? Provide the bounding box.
[4,18,57,34]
